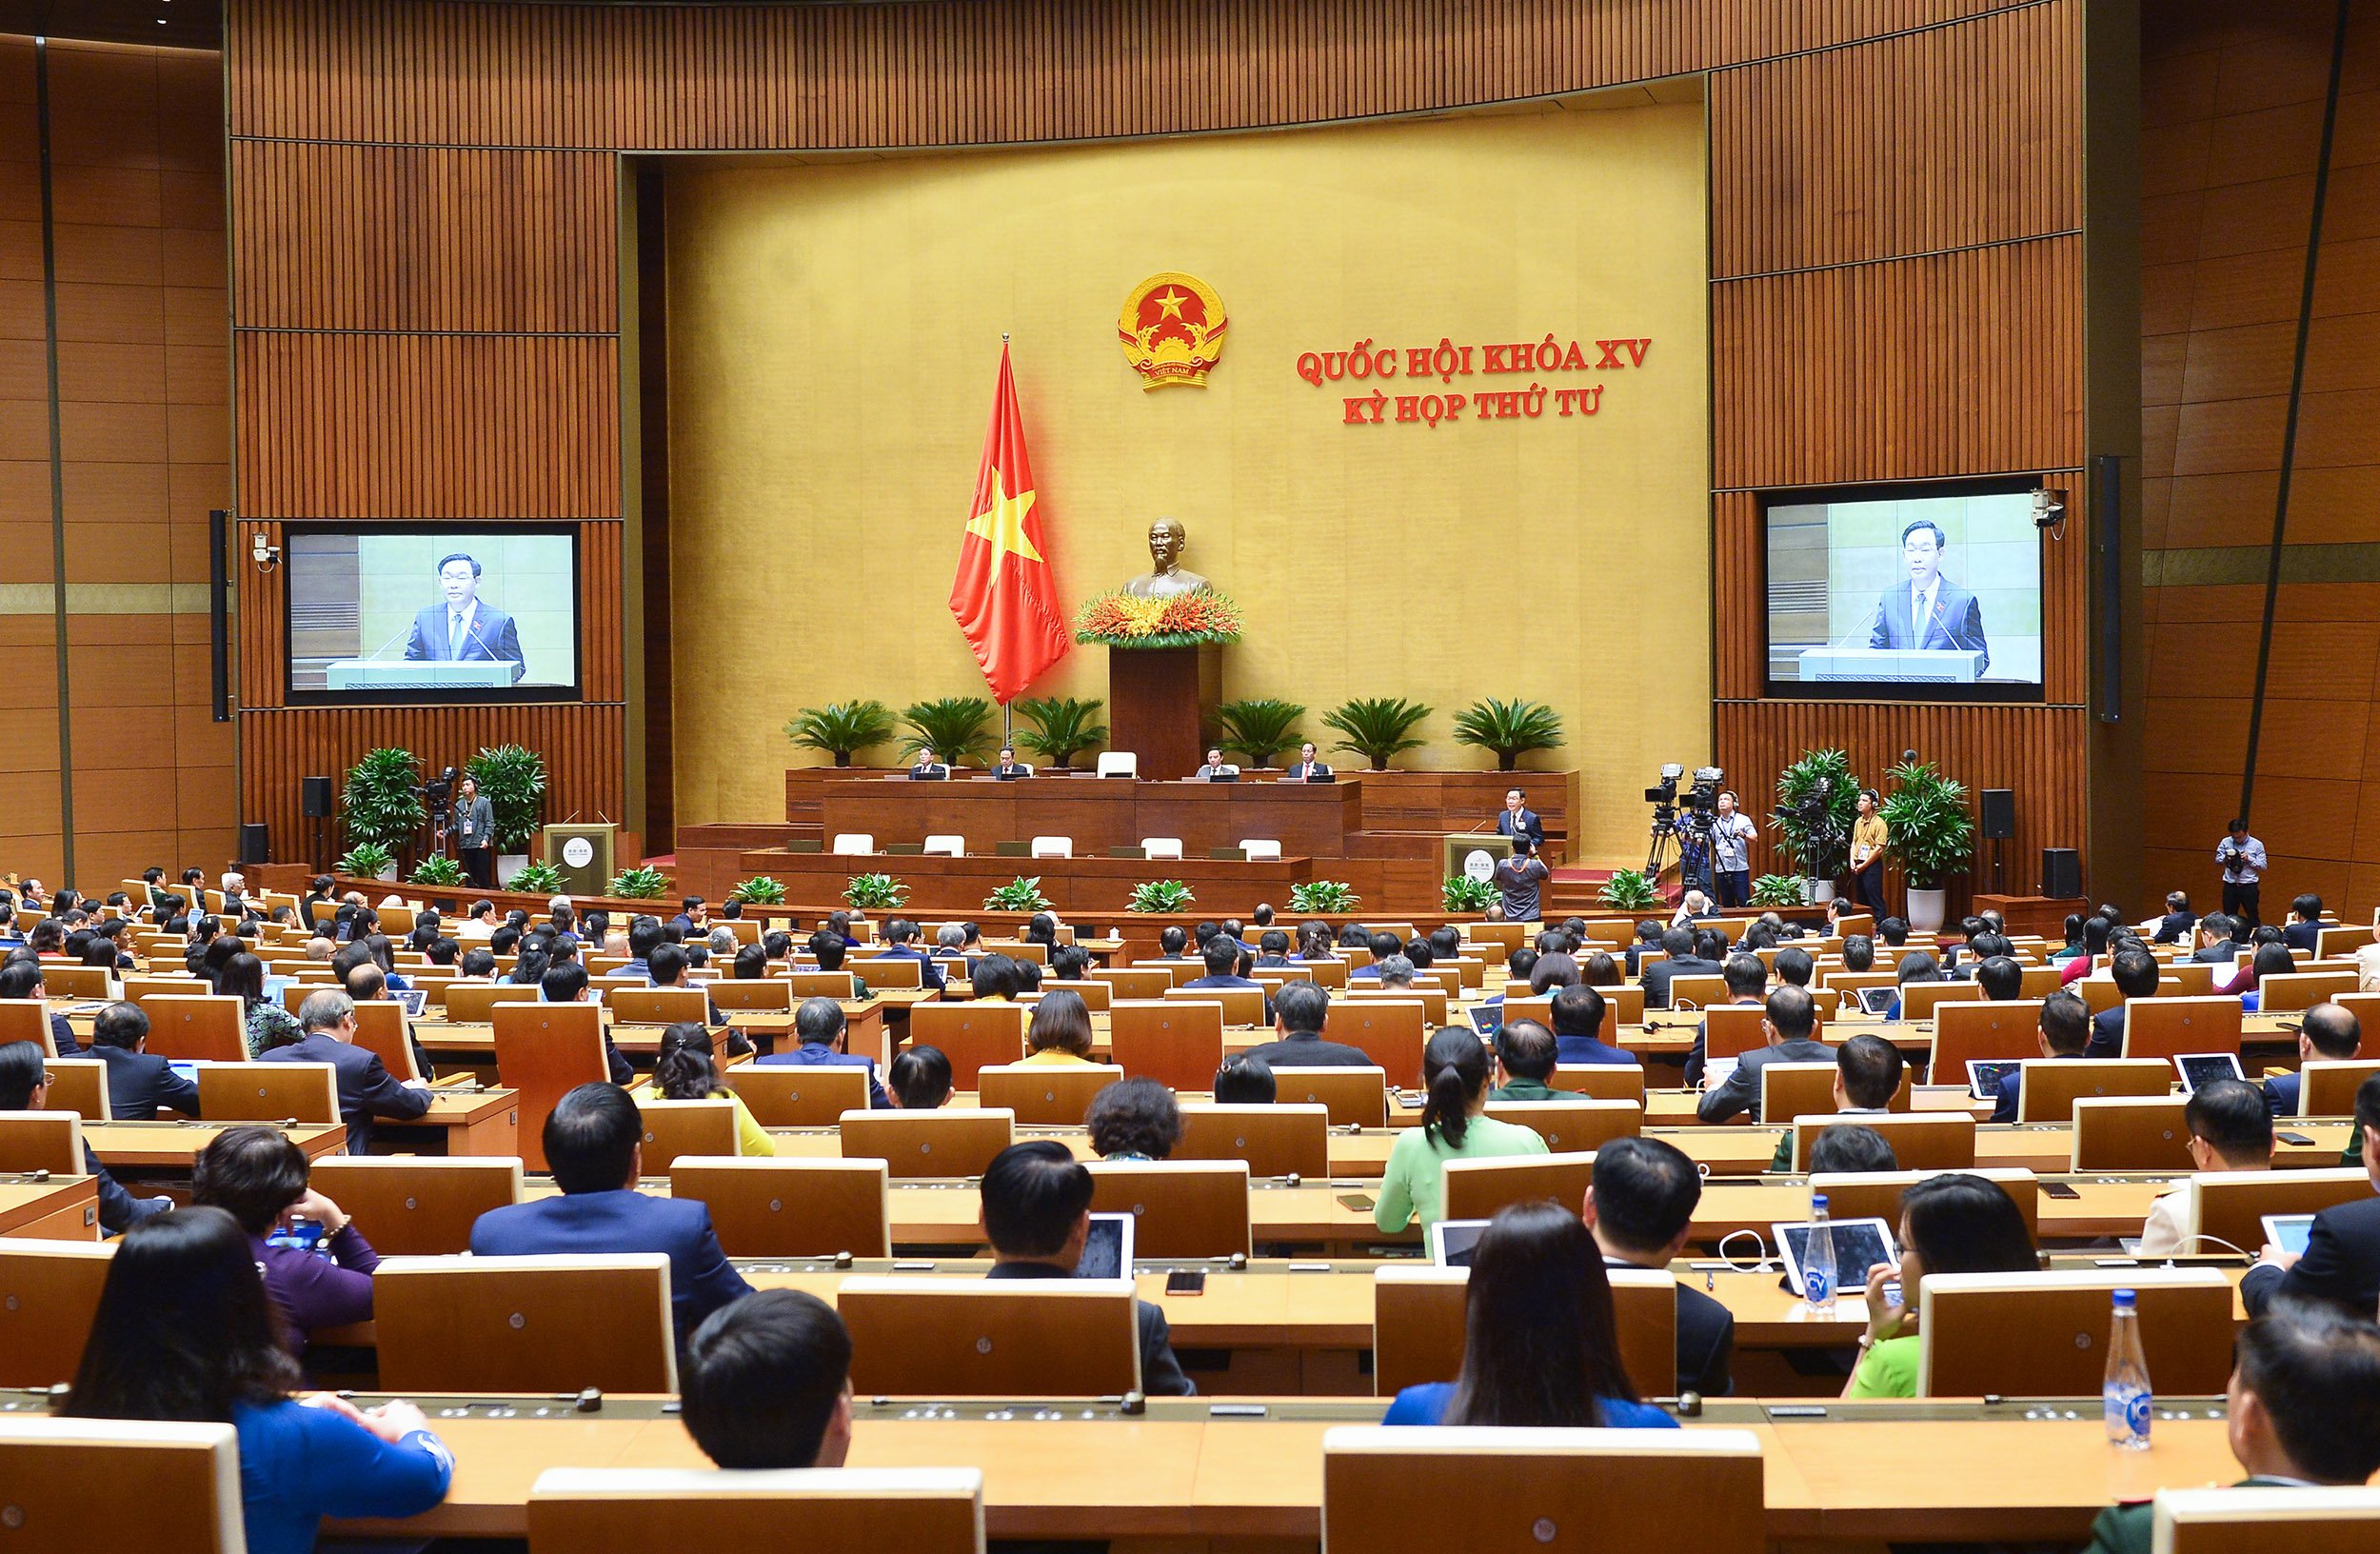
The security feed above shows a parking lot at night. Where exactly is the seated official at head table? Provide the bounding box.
[469,1083,754,1341]
[977,1140,1194,1395]
[1383,1201,1676,1429]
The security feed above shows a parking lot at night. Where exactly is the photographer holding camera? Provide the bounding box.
[2217,817,2268,930]
[1709,791,1757,909]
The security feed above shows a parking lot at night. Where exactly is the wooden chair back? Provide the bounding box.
[0,1110,84,1176]
[782,969,858,1000]
[839,1275,1141,1396]
[1932,999,2046,1075]
[195,1061,339,1125]
[444,982,544,1023]
[1321,999,1428,1087]
[0,1238,113,1385]
[43,966,112,999]
[492,1000,610,1172]
[1441,1151,1596,1223]
[1107,999,1224,1093]
[1176,1102,1330,1179]
[0,1417,247,1552]
[1081,1157,1250,1259]
[2257,970,2360,1012]
[1093,966,1172,1000]
[1667,974,1728,1011]
[1268,1065,1389,1127]
[1807,1168,2040,1241]
[1482,1099,1641,1155]
[1548,1064,1647,1103]
[122,974,201,1002]
[1370,1265,1678,1401]
[1164,984,1266,1027]
[609,986,711,1026]
[1320,1425,1764,1554]
[1346,985,1450,1026]
[43,1057,109,1122]
[2161,961,2217,996]
[2298,1059,2380,1117]
[526,1465,986,1554]
[135,995,246,1062]
[2014,1059,2172,1122]
[635,1097,738,1171]
[671,1156,891,1258]
[903,1002,1027,1089]
[1702,1005,1769,1064]
[725,1063,870,1126]
[2188,1166,2373,1256]
[1039,977,1110,1010]
[1755,1063,1841,1127]
[2018,965,2067,998]
[305,1156,524,1255]
[975,1063,1122,1126]
[708,978,794,1013]
[347,998,422,1081]
[2121,995,2243,1063]
[1791,1111,1974,1171]
[0,999,57,1057]
[2152,1485,2380,1553]
[374,1253,677,1393]
[1916,1267,2233,1398]
[839,1107,1014,1178]
[1899,982,1987,1023]
[851,956,921,989]
[2070,1095,2192,1170]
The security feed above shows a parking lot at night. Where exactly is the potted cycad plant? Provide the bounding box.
[1012,696,1107,771]
[1451,697,1565,771]
[901,697,995,766]
[1321,696,1432,770]
[785,700,898,767]
[1880,757,1974,932]
[1212,698,1306,768]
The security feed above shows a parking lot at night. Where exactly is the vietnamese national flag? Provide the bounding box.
[949,342,1070,703]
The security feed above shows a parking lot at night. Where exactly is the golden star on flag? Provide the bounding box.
[966,480,1042,571]
[1154,288,1188,320]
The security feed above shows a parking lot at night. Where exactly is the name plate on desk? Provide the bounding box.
[325,659,517,690]
[1795,648,1985,684]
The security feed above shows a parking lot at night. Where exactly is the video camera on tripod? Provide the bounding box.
[1772,774,1847,864]
[414,763,460,850]
[1644,764,1725,881]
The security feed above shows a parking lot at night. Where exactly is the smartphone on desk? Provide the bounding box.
[1336,1193,1376,1212]
[1165,1270,1207,1296]
[2042,1182,2082,1200]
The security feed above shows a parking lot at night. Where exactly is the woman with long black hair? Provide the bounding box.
[61,1206,451,1554]
[1373,1026,1547,1233]
[1382,1200,1676,1428]
[632,1021,775,1155]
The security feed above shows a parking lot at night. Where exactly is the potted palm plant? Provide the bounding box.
[466,744,547,885]
[1774,749,1860,904]
[1451,697,1565,771]
[1321,696,1432,770]
[340,747,425,862]
[785,700,897,767]
[1880,757,1975,932]
[1011,696,1107,771]
[1211,698,1306,768]
[901,697,995,766]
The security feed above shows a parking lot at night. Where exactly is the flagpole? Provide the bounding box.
[1001,330,1012,753]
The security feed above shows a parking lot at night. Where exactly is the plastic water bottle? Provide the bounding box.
[2104,1288,2152,1450]
[1804,1193,1837,1313]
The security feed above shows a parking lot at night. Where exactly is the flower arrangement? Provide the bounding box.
[1074,586,1242,648]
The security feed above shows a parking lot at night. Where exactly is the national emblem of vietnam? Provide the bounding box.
[1117,272,1227,389]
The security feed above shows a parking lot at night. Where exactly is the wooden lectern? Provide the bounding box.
[1105,645,1221,781]
[543,822,617,895]
[1441,831,1514,884]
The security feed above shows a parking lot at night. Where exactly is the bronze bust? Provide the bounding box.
[1123,517,1210,598]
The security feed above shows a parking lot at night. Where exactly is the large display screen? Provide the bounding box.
[283,525,581,704]
[1763,480,2045,701]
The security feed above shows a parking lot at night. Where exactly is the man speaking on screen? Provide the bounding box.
[1867,518,1988,674]
[403,551,526,683]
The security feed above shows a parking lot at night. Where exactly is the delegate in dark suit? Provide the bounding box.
[470,1188,753,1340]
[1496,808,1544,847]
[92,1042,200,1121]
[1181,973,1273,1026]
[872,942,945,992]
[2240,1194,2380,1318]
[1605,1254,1733,1397]
[1240,1029,1375,1068]
[1869,578,1989,672]
[2084,1005,2128,1060]
[984,1260,1193,1396]
[2152,909,2197,945]
[1696,1037,1834,1125]
[757,1042,891,1109]
[258,1031,428,1151]
[1640,955,1722,1011]
[2261,1070,2304,1120]
[402,603,526,682]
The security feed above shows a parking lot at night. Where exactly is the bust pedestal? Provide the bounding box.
[1105,645,1221,781]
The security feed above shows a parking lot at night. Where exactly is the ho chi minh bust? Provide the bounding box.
[1123,517,1211,598]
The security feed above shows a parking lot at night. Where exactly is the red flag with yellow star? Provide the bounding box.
[950,342,1069,703]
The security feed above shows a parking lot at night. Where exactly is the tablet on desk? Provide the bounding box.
[1428,1218,1491,1268]
[1966,1058,2024,1102]
[1856,986,1898,1016]
[1467,1002,1505,1038]
[393,988,428,1019]
[168,1061,200,1088]
[1773,1215,1898,1304]
[2262,1213,2314,1259]
[2172,1052,2244,1093]
[1074,1212,1134,1279]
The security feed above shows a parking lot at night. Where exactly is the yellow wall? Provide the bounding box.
[667,100,1709,865]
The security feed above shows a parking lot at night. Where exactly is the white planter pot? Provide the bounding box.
[1804,878,1835,905]
[1906,887,1948,933]
[496,854,530,886]
[375,866,398,882]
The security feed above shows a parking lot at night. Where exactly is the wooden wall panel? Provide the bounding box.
[1716,701,2091,915]
[1711,237,2086,490]
[230,142,620,332]
[234,332,621,518]
[1710,0,2082,277]
[224,0,2043,149]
